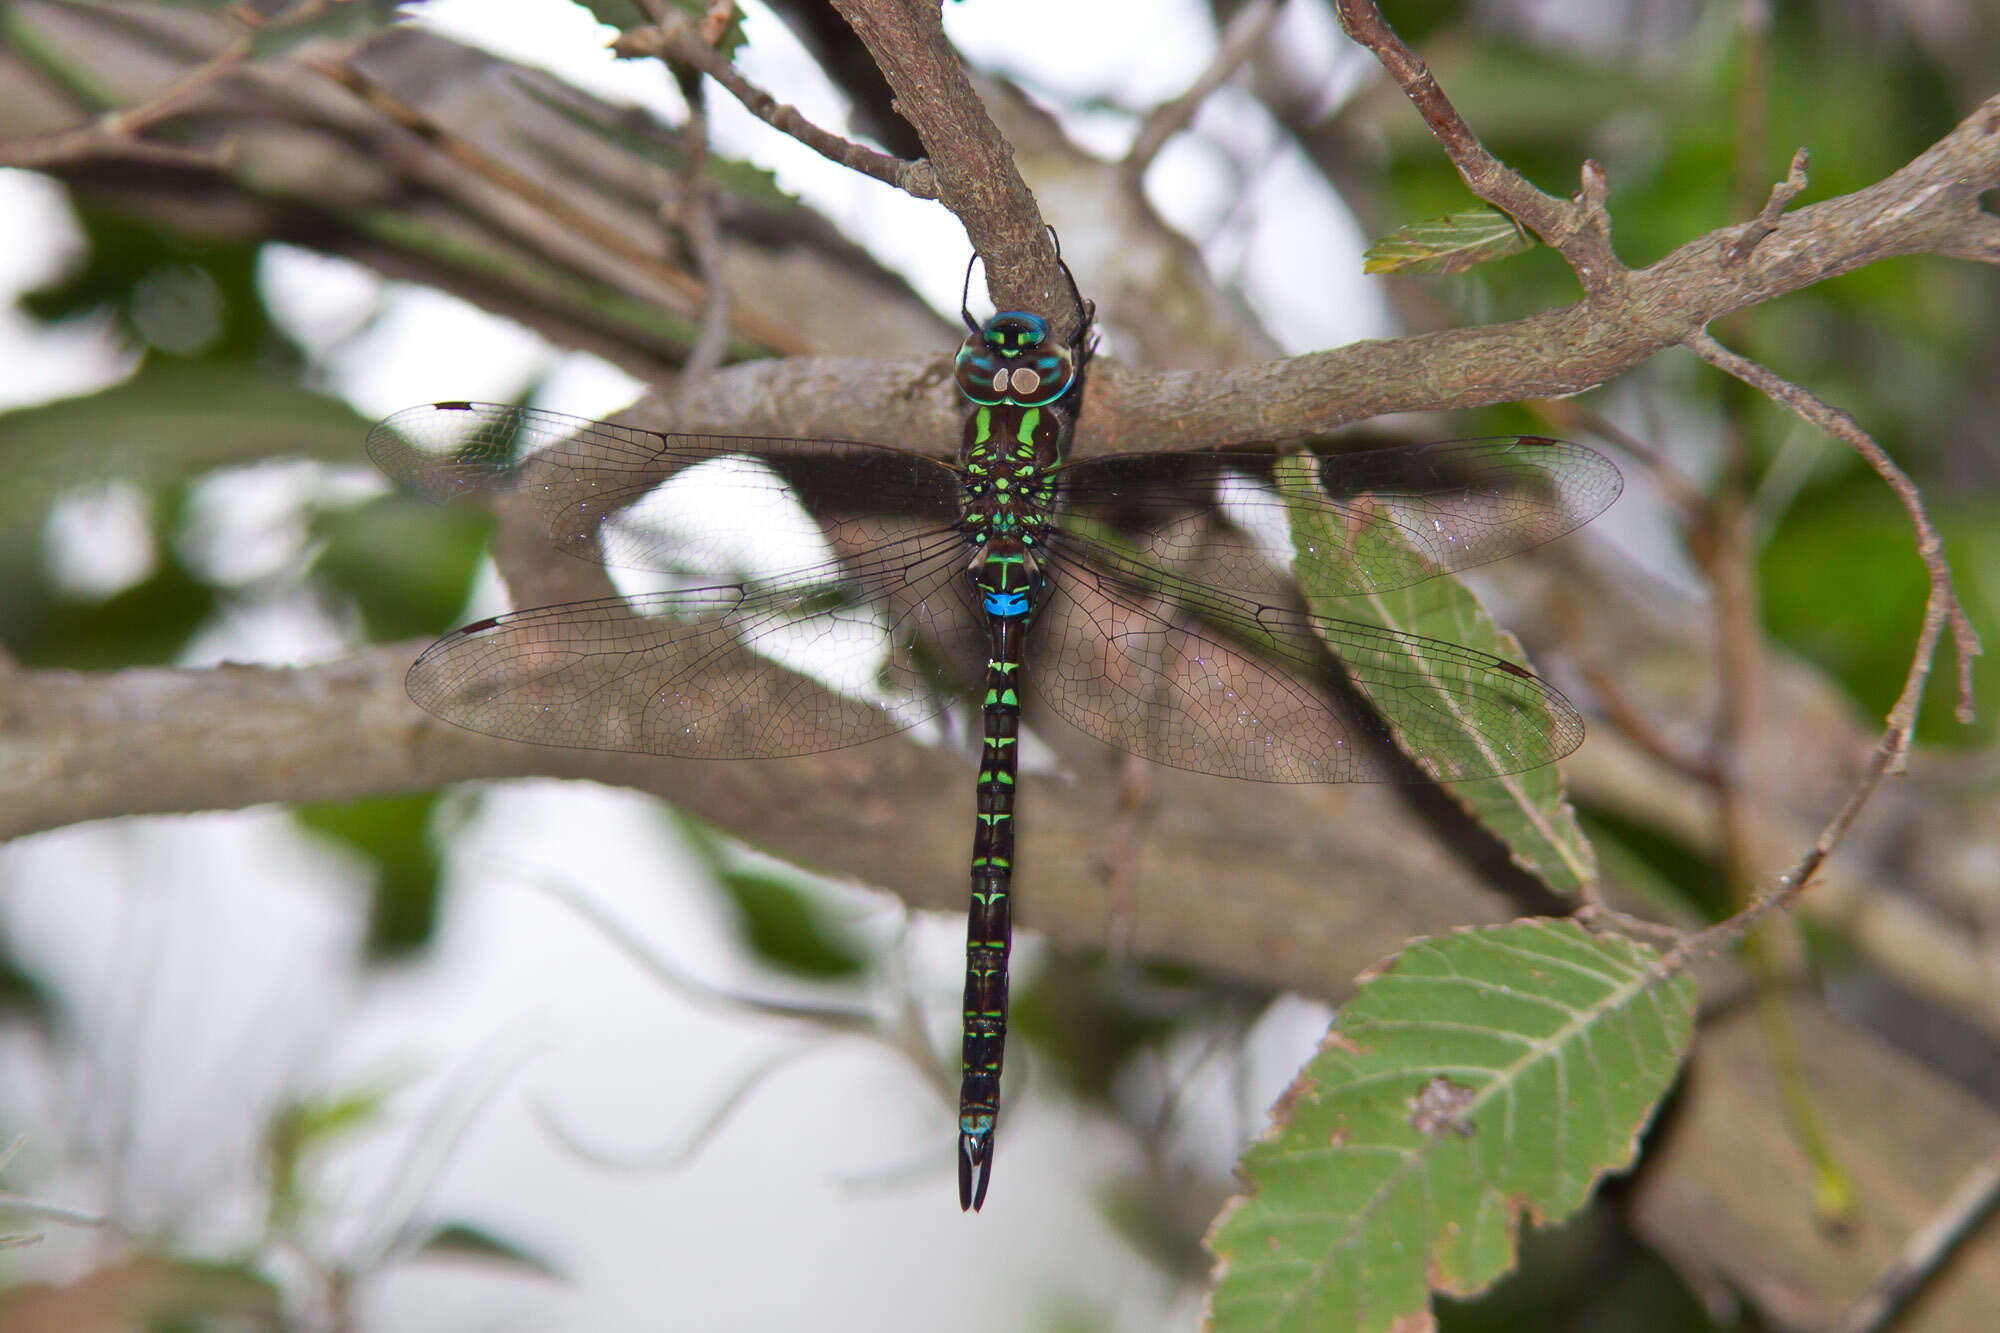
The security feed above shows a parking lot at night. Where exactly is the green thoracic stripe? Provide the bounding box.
[975,406,993,442]
[1015,409,1040,447]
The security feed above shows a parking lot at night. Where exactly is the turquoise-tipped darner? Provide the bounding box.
[366,285,1620,1211]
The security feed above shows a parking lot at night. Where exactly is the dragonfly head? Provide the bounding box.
[955,312,1077,408]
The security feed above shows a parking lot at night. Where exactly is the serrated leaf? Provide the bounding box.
[570,0,654,30]
[1207,919,1697,1333]
[1362,207,1533,276]
[1279,456,1597,890]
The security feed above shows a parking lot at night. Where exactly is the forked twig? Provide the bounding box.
[615,15,938,198]
[1332,0,1623,292]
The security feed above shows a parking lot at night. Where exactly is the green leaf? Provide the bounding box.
[1206,920,1697,1333]
[3,544,217,670]
[1761,479,1997,748]
[576,0,745,55]
[294,793,445,957]
[314,493,492,641]
[1278,457,1598,890]
[414,1221,563,1278]
[1363,206,1534,276]
[571,0,655,30]
[264,1085,392,1229]
[713,866,868,978]
[0,363,369,541]
[674,814,868,978]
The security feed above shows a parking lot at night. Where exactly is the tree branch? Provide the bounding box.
[0,648,1522,1005]
[1333,0,1624,292]
[626,92,2000,456]
[828,0,1076,333]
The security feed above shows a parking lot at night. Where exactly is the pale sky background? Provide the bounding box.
[0,3,1434,1330]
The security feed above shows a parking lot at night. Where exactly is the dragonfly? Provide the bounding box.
[366,282,1621,1212]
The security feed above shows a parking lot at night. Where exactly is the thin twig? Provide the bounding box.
[1532,401,1708,521]
[829,0,1066,328]
[615,16,937,199]
[1573,653,1722,785]
[1691,332,1980,729]
[1832,1146,2000,1333]
[1124,0,1281,178]
[658,38,734,382]
[1669,332,1981,962]
[1332,0,1624,293]
[295,52,798,354]
[533,1048,809,1171]
[1713,29,1857,1223]
[0,21,252,170]
[1726,147,1811,264]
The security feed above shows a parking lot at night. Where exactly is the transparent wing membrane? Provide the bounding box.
[1053,436,1621,600]
[404,532,975,757]
[367,402,965,574]
[375,404,1609,781]
[1032,537,1581,783]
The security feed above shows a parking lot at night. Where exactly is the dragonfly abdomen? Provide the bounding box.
[959,611,1028,1213]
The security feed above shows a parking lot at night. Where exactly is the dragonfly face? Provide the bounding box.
[954,312,1078,408]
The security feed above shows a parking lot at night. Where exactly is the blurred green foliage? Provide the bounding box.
[1012,952,1256,1104]
[313,494,493,641]
[24,203,301,368]
[2,483,215,669]
[1364,6,1997,746]
[294,793,447,958]
[674,815,870,978]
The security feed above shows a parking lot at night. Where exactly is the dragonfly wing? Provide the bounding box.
[367,402,964,574]
[406,529,976,758]
[1054,436,1620,599]
[1034,540,1582,784]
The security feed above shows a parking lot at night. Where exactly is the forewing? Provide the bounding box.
[1033,537,1582,784]
[406,528,977,758]
[367,402,964,574]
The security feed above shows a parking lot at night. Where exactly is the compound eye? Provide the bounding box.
[1009,367,1041,397]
